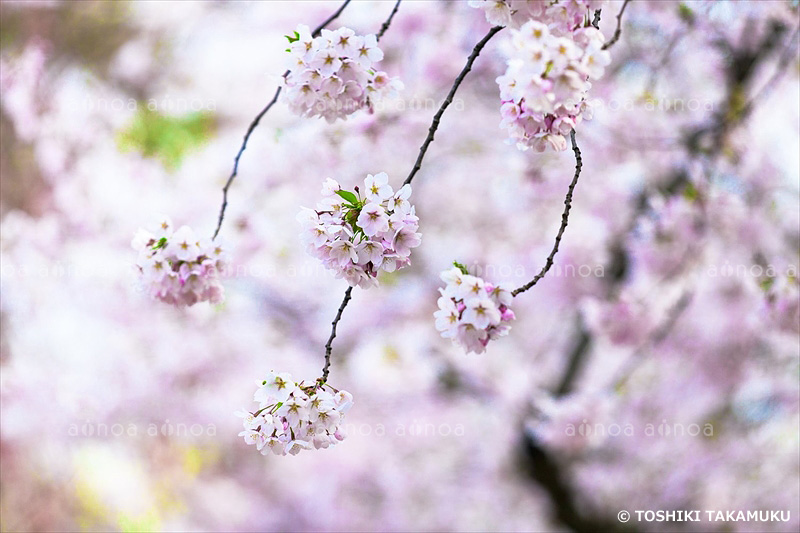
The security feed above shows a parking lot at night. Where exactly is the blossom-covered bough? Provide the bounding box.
[133,0,635,457]
[210,0,358,241]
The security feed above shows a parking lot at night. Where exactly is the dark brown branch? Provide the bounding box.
[320,25,502,383]
[319,286,354,384]
[519,435,635,533]
[211,0,353,240]
[741,24,799,120]
[377,0,402,42]
[591,9,601,30]
[402,25,503,187]
[312,0,353,35]
[212,86,283,240]
[512,129,583,297]
[601,0,631,51]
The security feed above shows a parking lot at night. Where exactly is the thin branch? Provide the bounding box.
[601,0,631,51]
[591,9,601,30]
[311,0,353,35]
[211,0,353,240]
[212,87,283,240]
[512,130,583,297]
[319,26,501,383]
[320,287,354,384]
[377,0,402,42]
[403,25,503,187]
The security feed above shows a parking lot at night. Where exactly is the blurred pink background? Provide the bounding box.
[1,1,798,531]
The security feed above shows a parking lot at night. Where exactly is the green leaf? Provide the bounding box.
[682,182,699,202]
[453,261,469,275]
[116,108,216,171]
[152,237,168,250]
[336,189,359,205]
[678,3,695,25]
[286,30,300,43]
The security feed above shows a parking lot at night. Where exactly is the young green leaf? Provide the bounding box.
[336,189,359,206]
[152,237,168,250]
[453,261,470,275]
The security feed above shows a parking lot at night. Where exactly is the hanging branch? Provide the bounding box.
[403,25,504,186]
[319,287,354,384]
[320,25,504,381]
[212,0,355,240]
[520,18,796,531]
[377,0,403,42]
[312,0,353,32]
[601,0,631,51]
[512,130,583,297]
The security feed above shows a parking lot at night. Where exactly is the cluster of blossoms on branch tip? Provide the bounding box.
[435,264,515,354]
[237,372,353,456]
[469,0,606,31]
[470,0,611,152]
[298,173,422,288]
[283,25,403,123]
[132,216,228,307]
[497,19,610,151]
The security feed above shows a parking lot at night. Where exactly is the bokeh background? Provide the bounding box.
[1,1,798,531]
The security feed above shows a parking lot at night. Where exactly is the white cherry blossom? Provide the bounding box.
[237,372,353,457]
[435,266,516,354]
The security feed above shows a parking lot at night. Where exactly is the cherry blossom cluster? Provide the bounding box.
[283,25,403,122]
[496,20,610,151]
[237,372,353,456]
[469,0,606,32]
[298,173,422,288]
[434,264,515,354]
[132,215,228,307]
